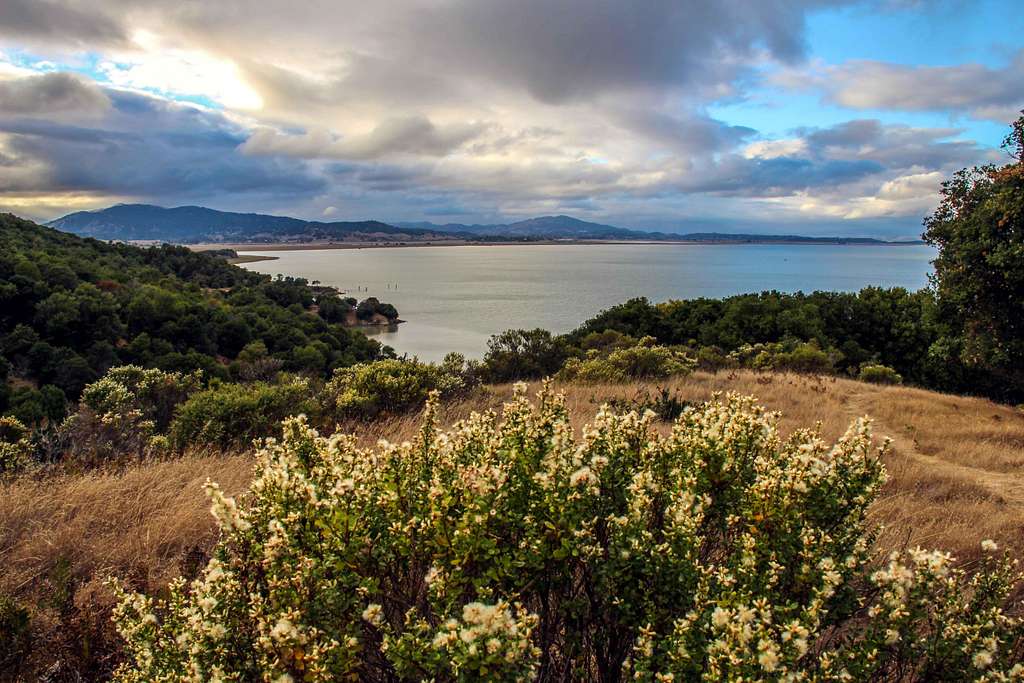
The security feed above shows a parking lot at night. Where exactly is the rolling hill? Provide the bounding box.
[47,204,449,243]
[48,204,919,244]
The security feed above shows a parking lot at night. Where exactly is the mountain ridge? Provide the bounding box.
[47,204,450,243]
[47,204,923,244]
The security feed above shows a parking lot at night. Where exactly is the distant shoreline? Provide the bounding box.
[197,238,926,258]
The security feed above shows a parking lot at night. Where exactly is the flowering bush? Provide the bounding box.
[0,416,31,474]
[112,386,1024,681]
[325,355,477,420]
[729,341,838,375]
[559,337,695,383]
[61,365,201,463]
[858,363,904,385]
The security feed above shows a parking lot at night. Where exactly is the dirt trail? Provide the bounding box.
[845,388,1024,508]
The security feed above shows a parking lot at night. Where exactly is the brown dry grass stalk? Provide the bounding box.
[2,370,1023,676]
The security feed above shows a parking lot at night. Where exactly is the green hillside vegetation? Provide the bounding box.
[0,213,397,428]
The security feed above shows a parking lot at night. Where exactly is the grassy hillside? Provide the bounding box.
[2,371,1021,678]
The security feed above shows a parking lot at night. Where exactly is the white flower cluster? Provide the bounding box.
[111,386,1024,682]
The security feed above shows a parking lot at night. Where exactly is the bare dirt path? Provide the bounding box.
[846,388,1024,508]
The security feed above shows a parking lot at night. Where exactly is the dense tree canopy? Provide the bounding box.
[923,114,1024,401]
[565,288,941,388]
[0,214,385,419]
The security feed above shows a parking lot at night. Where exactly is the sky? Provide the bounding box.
[0,0,1021,238]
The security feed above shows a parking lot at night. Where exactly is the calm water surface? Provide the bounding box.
[240,243,935,362]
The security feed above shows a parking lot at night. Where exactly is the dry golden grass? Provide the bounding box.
[2,370,1023,677]
[0,454,251,601]
[0,453,252,677]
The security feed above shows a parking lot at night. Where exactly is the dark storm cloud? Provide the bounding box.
[0,85,323,199]
[0,0,846,106]
[803,119,886,148]
[405,0,837,103]
[613,109,756,155]
[0,0,125,47]
[42,0,846,111]
[800,119,985,169]
[679,119,987,197]
[0,72,109,114]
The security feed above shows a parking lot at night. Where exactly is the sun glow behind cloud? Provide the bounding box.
[96,30,263,110]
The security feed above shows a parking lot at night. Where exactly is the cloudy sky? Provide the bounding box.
[0,0,1021,237]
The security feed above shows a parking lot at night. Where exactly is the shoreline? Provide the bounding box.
[196,238,927,255]
[227,254,279,264]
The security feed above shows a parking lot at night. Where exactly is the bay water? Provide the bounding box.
[239,243,935,362]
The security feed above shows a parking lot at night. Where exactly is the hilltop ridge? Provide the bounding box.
[47,204,449,243]
[47,204,922,245]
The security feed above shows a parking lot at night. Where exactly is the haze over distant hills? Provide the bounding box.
[48,204,921,244]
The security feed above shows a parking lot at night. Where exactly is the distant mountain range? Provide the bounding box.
[48,204,447,243]
[399,217,922,244]
[397,215,644,240]
[48,204,922,245]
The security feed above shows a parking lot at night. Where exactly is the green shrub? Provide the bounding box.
[730,341,837,375]
[859,363,904,385]
[111,387,1024,681]
[559,338,695,383]
[482,329,568,382]
[317,295,352,324]
[606,386,693,422]
[579,329,637,353]
[694,345,736,372]
[4,384,67,426]
[230,340,284,382]
[773,341,838,374]
[169,379,313,450]
[0,416,31,474]
[355,297,399,322]
[60,365,201,463]
[569,288,945,395]
[81,365,201,431]
[325,356,474,420]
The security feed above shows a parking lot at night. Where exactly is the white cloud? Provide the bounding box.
[778,52,1024,123]
[743,138,808,159]
[877,170,943,200]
